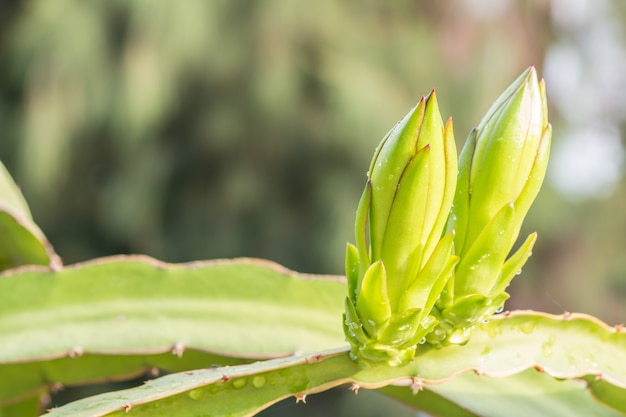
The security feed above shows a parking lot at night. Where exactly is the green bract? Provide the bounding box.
[430,66,552,346]
[344,91,459,366]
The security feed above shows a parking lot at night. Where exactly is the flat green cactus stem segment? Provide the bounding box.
[381,370,626,417]
[40,349,357,417]
[0,257,346,362]
[423,369,624,417]
[0,351,249,407]
[0,395,41,417]
[408,311,626,388]
[0,257,347,405]
[379,385,478,417]
[0,162,60,271]
[584,375,626,414]
[43,311,626,417]
[0,211,56,272]
[0,161,32,222]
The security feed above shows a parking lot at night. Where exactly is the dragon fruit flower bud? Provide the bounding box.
[432,67,552,346]
[344,91,459,366]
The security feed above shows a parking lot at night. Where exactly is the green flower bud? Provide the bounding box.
[432,67,552,345]
[344,91,459,366]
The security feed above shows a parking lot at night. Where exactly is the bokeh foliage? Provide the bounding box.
[0,0,551,272]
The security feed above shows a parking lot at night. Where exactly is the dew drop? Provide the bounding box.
[541,342,553,358]
[518,321,535,334]
[188,388,204,401]
[495,306,504,314]
[398,324,411,331]
[252,376,267,388]
[515,269,522,275]
[419,337,426,345]
[482,319,489,324]
[449,327,471,344]
[233,378,247,389]
[568,356,578,370]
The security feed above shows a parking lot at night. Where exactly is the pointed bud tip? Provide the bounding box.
[425,89,438,105]
[444,117,454,131]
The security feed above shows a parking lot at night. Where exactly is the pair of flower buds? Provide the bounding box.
[344,67,552,366]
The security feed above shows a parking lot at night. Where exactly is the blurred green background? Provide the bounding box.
[1,0,626,414]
